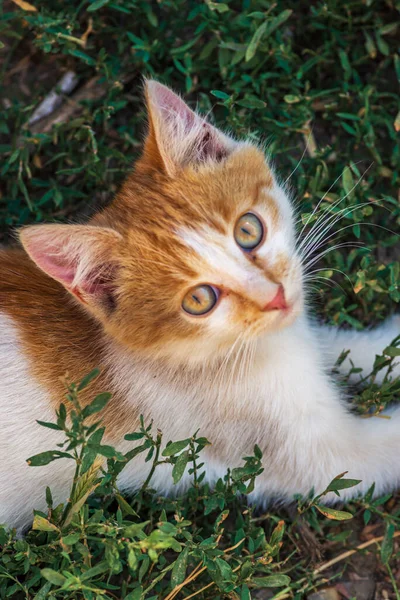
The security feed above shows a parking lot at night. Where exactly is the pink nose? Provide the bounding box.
[262,285,287,311]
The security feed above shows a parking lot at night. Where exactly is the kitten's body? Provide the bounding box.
[1,81,399,532]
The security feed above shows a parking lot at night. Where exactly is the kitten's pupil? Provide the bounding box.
[193,294,201,305]
[241,226,251,236]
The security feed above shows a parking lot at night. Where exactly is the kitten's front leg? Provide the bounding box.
[317,316,400,382]
[252,329,400,503]
[257,391,400,503]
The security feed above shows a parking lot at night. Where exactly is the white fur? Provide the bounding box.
[0,314,75,532]
[2,308,400,533]
[111,316,400,504]
[319,316,400,382]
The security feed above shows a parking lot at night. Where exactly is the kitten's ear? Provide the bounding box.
[19,224,122,315]
[142,80,238,176]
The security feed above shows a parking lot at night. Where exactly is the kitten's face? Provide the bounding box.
[110,147,303,364]
[20,81,303,366]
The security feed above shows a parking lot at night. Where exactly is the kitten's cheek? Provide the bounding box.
[204,297,232,334]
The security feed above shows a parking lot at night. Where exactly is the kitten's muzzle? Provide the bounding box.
[261,284,288,312]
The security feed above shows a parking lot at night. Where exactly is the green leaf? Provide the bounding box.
[61,533,80,545]
[172,450,189,484]
[364,31,377,58]
[171,547,189,587]
[394,54,400,83]
[381,522,395,564]
[270,520,285,545]
[315,504,353,520]
[82,392,112,418]
[246,10,292,62]
[124,432,145,441]
[253,574,290,587]
[246,22,268,62]
[162,439,190,456]
[342,166,355,198]
[375,32,389,56]
[36,420,62,431]
[364,509,372,525]
[125,522,150,538]
[338,48,352,80]
[78,369,100,391]
[337,112,360,121]
[254,444,262,460]
[236,97,266,109]
[81,561,111,581]
[211,90,230,100]
[127,32,147,48]
[241,584,251,600]
[96,445,126,461]
[27,450,73,466]
[379,22,398,35]
[32,515,59,532]
[33,582,52,600]
[81,427,105,474]
[341,121,357,136]
[383,346,400,357]
[45,486,53,508]
[284,94,301,104]
[41,569,67,586]
[125,587,143,600]
[326,475,362,493]
[204,0,229,13]
[116,494,139,517]
[215,557,234,582]
[87,0,110,10]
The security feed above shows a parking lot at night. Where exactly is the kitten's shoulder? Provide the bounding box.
[0,246,102,398]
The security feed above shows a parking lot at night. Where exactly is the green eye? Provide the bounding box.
[182,285,218,316]
[234,212,265,250]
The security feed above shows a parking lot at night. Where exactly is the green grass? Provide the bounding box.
[1,0,400,598]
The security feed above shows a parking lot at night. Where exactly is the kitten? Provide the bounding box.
[0,81,399,533]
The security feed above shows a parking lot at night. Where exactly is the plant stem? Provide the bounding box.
[61,443,85,525]
[141,436,162,494]
[387,563,400,600]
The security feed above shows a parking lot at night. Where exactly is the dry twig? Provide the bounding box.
[313,530,400,575]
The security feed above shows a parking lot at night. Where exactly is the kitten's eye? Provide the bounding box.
[234,212,265,251]
[182,285,218,316]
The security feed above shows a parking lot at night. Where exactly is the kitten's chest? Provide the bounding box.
[109,336,310,447]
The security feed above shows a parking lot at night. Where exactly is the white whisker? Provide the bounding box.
[283,134,311,186]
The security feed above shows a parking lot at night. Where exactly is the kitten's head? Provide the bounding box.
[20,81,303,365]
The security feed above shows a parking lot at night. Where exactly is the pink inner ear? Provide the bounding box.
[35,252,76,286]
[21,224,122,311]
[148,81,196,131]
[23,236,78,287]
[29,244,114,298]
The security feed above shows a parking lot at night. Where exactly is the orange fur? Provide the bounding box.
[0,249,135,439]
[1,80,301,439]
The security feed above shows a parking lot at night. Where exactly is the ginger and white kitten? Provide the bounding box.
[0,81,399,533]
